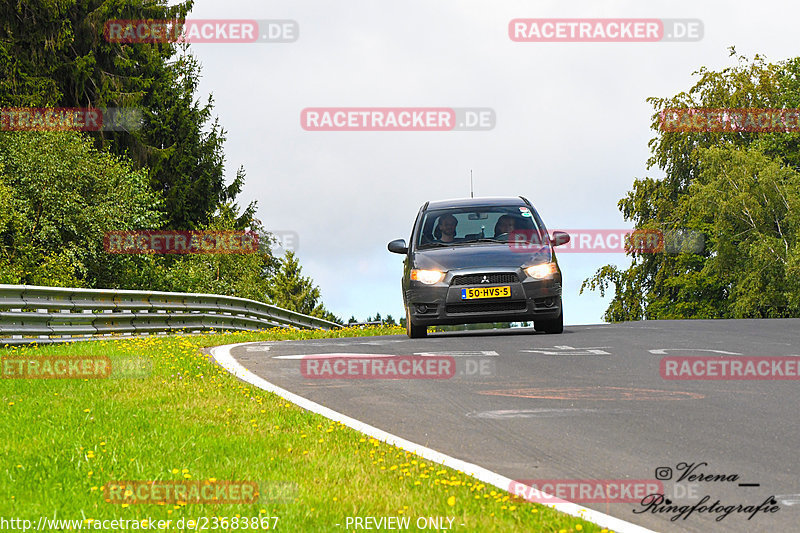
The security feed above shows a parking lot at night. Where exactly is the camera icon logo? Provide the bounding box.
[655,467,673,480]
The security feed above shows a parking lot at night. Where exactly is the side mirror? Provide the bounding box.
[551,231,570,247]
[388,239,408,254]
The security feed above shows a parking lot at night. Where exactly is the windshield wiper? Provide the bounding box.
[466,238,507,244]
[420,238,511,248]
[419,242,455,248]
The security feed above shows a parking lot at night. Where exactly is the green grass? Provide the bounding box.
[0,327,608,532]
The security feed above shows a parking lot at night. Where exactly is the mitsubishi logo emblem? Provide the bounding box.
[481,276,490,284]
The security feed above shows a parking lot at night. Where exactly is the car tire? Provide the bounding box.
[405,309,427,338]
[535,309,563,334]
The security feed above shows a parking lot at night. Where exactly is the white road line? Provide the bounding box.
[466,408,629,419]
[272,353,395,360]
[648,348,742,355]
[413,350,499,357]
[245,345,272,352]
[522,348,611,355]
[775,494,800,506]
[211,341,657,533]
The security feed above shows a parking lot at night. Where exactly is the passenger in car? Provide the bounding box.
[434,214,459,242]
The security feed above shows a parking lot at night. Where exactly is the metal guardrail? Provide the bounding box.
[347,320,385,327]
[0,284,340,346]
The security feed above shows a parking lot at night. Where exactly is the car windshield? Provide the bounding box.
[416,205,546,249]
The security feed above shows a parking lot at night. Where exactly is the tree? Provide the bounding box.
[0,1,341,320]
[139,202,278,301]
[674,146,800,317]
[0,131,163,286]
[141,53,254,229]
[265,251,338,322]
[582,50,800,320]
[0,0,254,230]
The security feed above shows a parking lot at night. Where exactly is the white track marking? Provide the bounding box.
[775,494,800,506]
[245,345,272,352]
[523,346,611,355]
[211,341,657,533]
[271,353,394,360]
[648,348,742,355]
[413,350,499,357]
[554,345,611,350]
[286,340,406,347]
[466,408,629,419]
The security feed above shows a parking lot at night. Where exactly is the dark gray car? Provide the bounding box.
[388,196,570,338]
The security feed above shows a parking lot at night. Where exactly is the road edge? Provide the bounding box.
[210,341,657,533]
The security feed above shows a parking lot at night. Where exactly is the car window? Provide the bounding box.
[417,206,544,248]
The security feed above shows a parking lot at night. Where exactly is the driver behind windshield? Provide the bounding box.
[434,214,458,242]
[494,214,516,237]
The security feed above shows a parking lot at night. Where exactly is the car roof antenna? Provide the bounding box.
[470,169,474,198]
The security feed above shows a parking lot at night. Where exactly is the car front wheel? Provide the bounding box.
[535,309,563,334]
[405,309,427,338]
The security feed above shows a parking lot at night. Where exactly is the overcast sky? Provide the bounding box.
[176,0,799,324]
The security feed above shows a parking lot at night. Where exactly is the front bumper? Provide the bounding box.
[404,267,561,326]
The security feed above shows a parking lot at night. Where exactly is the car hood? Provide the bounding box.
[412,243,553,271]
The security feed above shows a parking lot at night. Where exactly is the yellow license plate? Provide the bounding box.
[461,286,511,300]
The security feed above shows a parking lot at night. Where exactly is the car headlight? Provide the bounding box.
[410,269,446,284]
[525,262,558,279]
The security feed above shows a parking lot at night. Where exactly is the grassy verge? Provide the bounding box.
[1,327,608,532]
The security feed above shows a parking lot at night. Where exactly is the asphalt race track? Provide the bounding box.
[225,319,800,532]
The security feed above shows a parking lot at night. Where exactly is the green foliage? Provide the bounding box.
[679,146,800,317]
[0,1,336,321]
[0,131,163,286]
[266,251,338,322]
[0,130,335,319]
[0,0,190,108]
[581,264,647,322]
[583,50,800,320]
[0,0,253,230]
[141,54,254,229]
[141,205,278,302]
